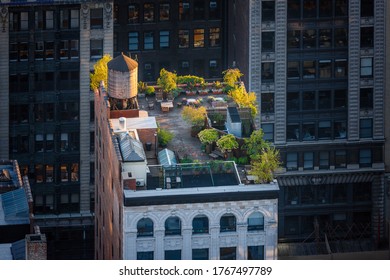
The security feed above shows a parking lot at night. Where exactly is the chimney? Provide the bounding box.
[119,117,126,131]
[25,234,47,260]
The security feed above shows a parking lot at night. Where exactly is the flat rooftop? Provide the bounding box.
[0,160,21,190]
[110,116,157,131]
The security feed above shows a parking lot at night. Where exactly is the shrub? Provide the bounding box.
[198,129,219,145]
[157,128,174,146]
[216,134,238,152]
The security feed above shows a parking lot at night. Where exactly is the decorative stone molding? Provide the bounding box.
[164,237,182,250]
[192,236,211,248]
[1,7,7,33]
[136,239,154,251]
[104,3,112,29]
[82,4,89,29]
[219,235,238,247]
[247,233,265,246]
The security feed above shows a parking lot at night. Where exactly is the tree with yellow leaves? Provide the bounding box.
[90,54,112,91]
[228,85,258,117]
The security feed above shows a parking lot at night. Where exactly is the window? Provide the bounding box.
[335,150,347,168]
[262,32,275,52]
[45,41,54,60]
[286,152,298,170]
[46,134,54,152]
[35,42,44,60]
[334,59,347,78]
[128,32,139,51]
[193,0,205,20]
[248,246,264,260]
[143,3,154,22]
[10,11,28,31]
[287,61,300,79]
[334,120,347,139]
[209,0,221,19]
[303,61,316,79]
[9,73,29,93]
[318,121,331,139]
[193,29,205,48]
[262,1,275,21]
[209,28,220,47]
[287,92,299,111]
[60,164,69,182]
[192,215,209,234]
[70,40,79,59]
[158,31,170,49]
[319,151,329,169]
[286,124,299,141]
[179,1,190,21]
[261,124,274,142]
[71,163,79,182]
[60,102,79,121]
[288,0,301,19]
[333,185,347,203]
[361,0,374,17]
[319,60,332,78]
[360,88,373,110]
[303,29,316,48]
[220,213,236,232]
[287,30,300,48]
[90,39,103,59]
[144,31,154,50]
[137,251,154,260]
[361,27,374,48]
[137,218,154,237]
[165,250,181,260]
[335,0,348,17]
[318,91,331,109]
[178,30,189,48]
[45,10,54,29]
[45,165,54,183]
[60,133,69,152]
[35,164,44,183]
[302,91,315,110]
[360,58,373,77]
[220,247,236,260]
[165,216,181,235]
[303,152,314,170]
[360,118,373,138]
[192,249,209,260]
[159,3,170,21]
[286,186,299,205]
[261,92,274,113]
[334,89,347,108]
[319,0,332,17]
[359,149,372,167]
[35,134,44,152]
[128,4,139,23]
[302,123,315,140]
[90,8,103,29]
[209,59,219,78]
[335,29,348,47]
[303,0,316,18]
[248,212,264,231]
[319,29,332,48]
[261,62,274,82]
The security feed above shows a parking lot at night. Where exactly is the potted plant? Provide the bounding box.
[212,81,223,94]
[198,128,219,154]
[157,128,174,147]
[216,134,238,158]
[181,106,207,137]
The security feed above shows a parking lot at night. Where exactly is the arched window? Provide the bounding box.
[220,213,236,232]
[192,215,209,234]
[137,218,154,237]
[247,212,264,231]
[165,216,181,235]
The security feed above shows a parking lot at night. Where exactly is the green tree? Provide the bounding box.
[157,68,177,93]
[244,129,270,159]
[90,54,112,90]
[228,86,258,117]
[181,106,207,127]
[198,129,219,145]
[157,128,174,146]
[248,147,280,183]
[216,134,238,153]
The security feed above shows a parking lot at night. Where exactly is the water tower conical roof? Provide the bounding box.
[107,53,138,72]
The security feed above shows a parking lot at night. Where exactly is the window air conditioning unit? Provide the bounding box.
[209,60,217,67]
[136,179,145,187]
[210,2,217,9]
[183,3,190,9]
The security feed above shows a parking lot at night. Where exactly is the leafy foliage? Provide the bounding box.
[181,106,207,127]
[222,68,243,91]
[157,128,174,146]
[244,129,270,159]
[228,86,258,117]
[248,147,280,183]
[216,134,239,152]
[177,75,205,90]
[90,54,112,90]
[198,129,219,145]
[157,68,177,93]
